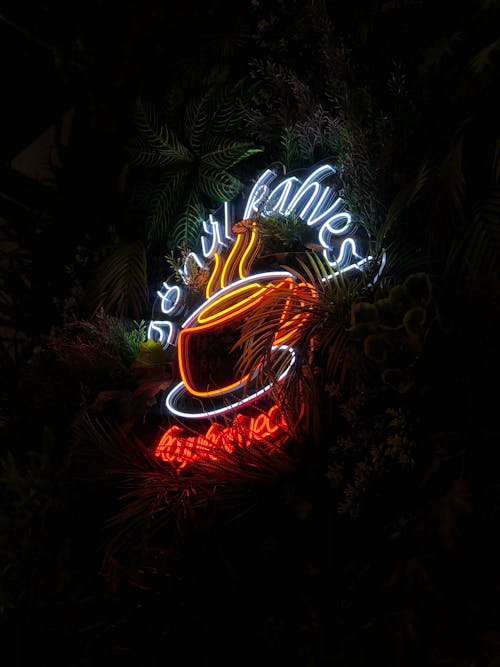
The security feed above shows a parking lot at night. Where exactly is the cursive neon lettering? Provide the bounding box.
[201,213,228,258]
[243,169,276,219]
[284,164,335,218]
[155,402,291,470]
[148,320,178,346]
[263,176,300,215]
[157,283,183,315]
[149,164,382,367]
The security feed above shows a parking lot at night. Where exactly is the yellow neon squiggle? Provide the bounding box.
[177,277,316,399]
[166,217,317,409]
[237,226,258,279]
[205,252,221,299]
[220,232,244,288]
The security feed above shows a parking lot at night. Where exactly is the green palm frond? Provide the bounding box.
[129,82,261,251]
[379,241,430,284]
[235,252,366,397]
[130,99,194,168]
[207,81,249,135]
[183,92,211,152]
[145,170,187,243]
[292,252,347,293]
[319,319,352,385]
[256,211,314,254]
[201,138,262,170]
[172,194,205,249]
[198,166,243,202]
[89,242,148,318]
[295,254,367,391]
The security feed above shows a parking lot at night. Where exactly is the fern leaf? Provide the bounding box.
[172,193,205,249]
[201,139,263,170]
[199,167,242,202]
[145,171,187,244]
[131,98,194,167]
[89,242,148,318]
[183,92,211,153]
[207,84,248,135]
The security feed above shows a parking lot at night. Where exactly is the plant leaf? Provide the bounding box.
[130,98,194,168]
[183,92,211,153]
[89,242,148,318]
[145,170,188,244]
[199,167,243,202]
[201,138,263,170]
[172,193,205,249]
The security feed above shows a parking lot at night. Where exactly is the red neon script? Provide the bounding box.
[155,404,290,470]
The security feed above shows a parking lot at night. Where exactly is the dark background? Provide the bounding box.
[1,1,500,666]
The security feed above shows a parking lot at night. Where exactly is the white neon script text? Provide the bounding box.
[149,164,373,350]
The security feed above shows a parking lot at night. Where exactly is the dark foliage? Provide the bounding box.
[2,1,500,666]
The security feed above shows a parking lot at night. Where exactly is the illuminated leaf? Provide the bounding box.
[183,92,211,152]
[199,167,242,202]
[172,195,205,249]
[207,81,249,135]
[145,170,187,243]
[201,139,263,171]
[130,99,194,168]
[129,82,261,251]
[134,339,170,366]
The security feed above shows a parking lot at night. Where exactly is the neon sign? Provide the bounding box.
[150,163,382,469]
[161,220,315,420]
[199,164,366,271]
[155,403,291,470]
[148,163,375,349]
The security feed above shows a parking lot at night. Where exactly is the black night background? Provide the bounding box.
[1,1,499,665]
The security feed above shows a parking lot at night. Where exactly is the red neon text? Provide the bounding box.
[155,404,290,470]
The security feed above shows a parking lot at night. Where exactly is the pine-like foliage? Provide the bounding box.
[72,413,293,575]
[128,81,263,250]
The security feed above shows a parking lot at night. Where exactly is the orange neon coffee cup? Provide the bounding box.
[177,273,315,398]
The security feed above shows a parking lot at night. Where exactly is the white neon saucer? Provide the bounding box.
[164,344,296,419]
